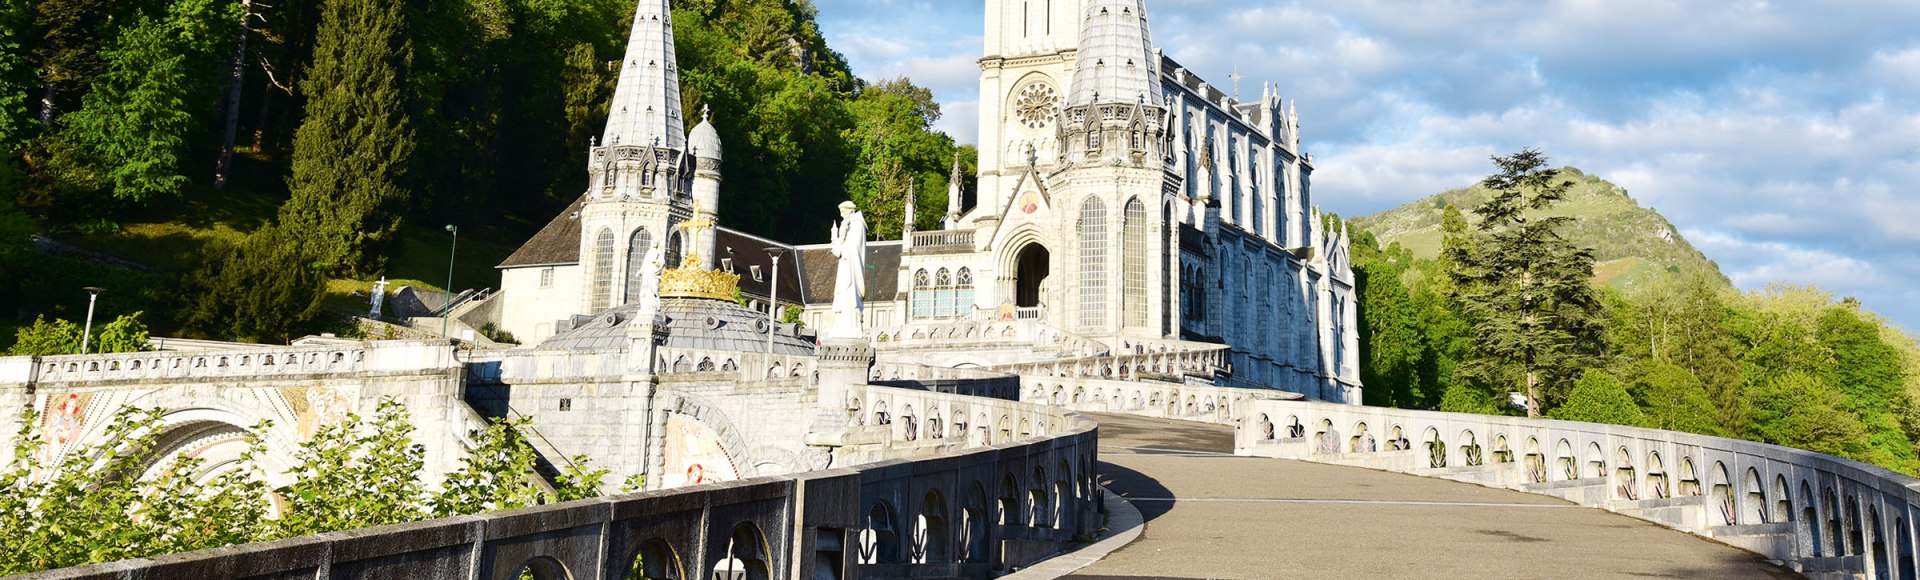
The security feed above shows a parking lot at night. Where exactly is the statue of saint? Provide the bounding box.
[829,201,867,339]
[637,244,666,315]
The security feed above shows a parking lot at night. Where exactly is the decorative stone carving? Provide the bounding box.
[1015,82,1058,129]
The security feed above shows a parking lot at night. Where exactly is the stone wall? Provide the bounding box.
[24,392,1099,580]
[1235,398,1920,579]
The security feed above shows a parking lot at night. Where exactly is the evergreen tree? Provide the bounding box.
[179,226,325,343]
[1549,370,1646,427]
[1447,149,1606,416]
[279,0,414,273]
[0,0,33,151]
[62,10,191,202]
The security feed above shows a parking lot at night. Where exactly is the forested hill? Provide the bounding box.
[1349,167,1725,293]
[0,0,973,344]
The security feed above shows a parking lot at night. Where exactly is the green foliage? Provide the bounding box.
[781,304,803,326]
[93,310,151,352]
[1623,361,1722,436]
[1745,371,1868,460]
[179,226,325,343]
[5,315,80,355]
[1448,149,1607,416]
[0,0,33,151]
[279,0,415,273]
[1549,370,1646,427]
[274,399,427,536]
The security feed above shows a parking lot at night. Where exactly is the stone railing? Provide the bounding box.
[989,345,1230,382]
[1,340,458,387]
[1018,377,1301,427]
[875,319,1110,361]
[30,385,1100,580]
[1235,399,1920,579]
[471,349,822,385]
[870,363,1021,400]
[910,229,975,253]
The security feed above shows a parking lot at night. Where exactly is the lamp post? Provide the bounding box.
[443,225,458,340]
[764,247,789,354]
[79,287,105,354]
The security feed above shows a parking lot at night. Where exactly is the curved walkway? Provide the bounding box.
[1067,413,1798,579]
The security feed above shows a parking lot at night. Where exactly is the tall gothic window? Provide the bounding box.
[590,228,616,313]
[1078,197,1108,330]
[623,228,653,305]
[664,221,683,267]
[956,268,975,317]
[1163,204,1175,334]
[1122,199,1148,327]
[912,269,933,319]
[936,268,955,318]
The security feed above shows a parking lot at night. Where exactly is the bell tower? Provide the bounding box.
[977,0,1082,222]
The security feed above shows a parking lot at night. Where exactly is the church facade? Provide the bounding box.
[495,0,1361,402]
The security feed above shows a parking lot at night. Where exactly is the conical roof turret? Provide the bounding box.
[602,0,685,150]
[1068,0,1157,106]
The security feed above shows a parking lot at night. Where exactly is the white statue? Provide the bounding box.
[637,244,666,315]
[829,201,867,339]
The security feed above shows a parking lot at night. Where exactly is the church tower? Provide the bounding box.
[977,0,1083,220]
[576,0,721,315]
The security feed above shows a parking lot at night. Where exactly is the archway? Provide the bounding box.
[1015,243,1050,308]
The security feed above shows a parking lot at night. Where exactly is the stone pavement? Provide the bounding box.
[1059,413,1801,580]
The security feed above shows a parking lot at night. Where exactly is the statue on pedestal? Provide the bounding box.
[829,201,867,340]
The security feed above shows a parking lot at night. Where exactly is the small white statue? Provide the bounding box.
[637,244,666,315]
[829,201,867,339]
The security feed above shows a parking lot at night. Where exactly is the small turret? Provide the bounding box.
[944,153,964,229]
[688,106,723,269]
[902,181,917,249]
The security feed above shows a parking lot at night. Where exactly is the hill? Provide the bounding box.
[1349,167,1728,293]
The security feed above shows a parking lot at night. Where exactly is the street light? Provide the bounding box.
[764,247,790,354]
[443,224,458,340]
[79,287,105,354]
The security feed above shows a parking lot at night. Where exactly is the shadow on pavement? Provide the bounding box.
[1096,460,1175,522]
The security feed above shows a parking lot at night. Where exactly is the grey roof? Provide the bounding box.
[602,0,685,150]
[714,228,807,303]
[797,242,902,305]
[689,116,722,161]
[499,195,585,268]
[537,298,816,355]
[1069,0,1158,106]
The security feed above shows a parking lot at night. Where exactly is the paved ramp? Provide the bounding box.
[1069,413,1799,580]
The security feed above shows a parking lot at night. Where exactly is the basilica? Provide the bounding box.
[495,0,1361,402]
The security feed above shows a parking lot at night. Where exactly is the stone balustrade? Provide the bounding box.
[27,382,1100,580]
[1,341,459,387]
[909,230,975,253]
[989,345,1231,382]
[1016,376,1301,427]
[1235,398,1920,579]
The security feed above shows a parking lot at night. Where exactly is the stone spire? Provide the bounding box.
[602,0,684,150]
[902,180,917,247]
[945,152,963,228]
[1068,0,1157,106]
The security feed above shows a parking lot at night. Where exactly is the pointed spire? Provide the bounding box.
[1069,0,1156,106]
[602,0,685,151]
[945,152,963,227]
[903,180,917,241]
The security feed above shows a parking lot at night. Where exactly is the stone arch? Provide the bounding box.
[514,556,573,580]
[1802,481,1822,557]
[1613,447,1638,501]
[1743,468,1768,525]
[1824,487,1844,557]
[1554,439,1576,481]
[1678,457,1701,497]
[860,501,901,564]
[1646,451,1669,499]
[658,394,755,486]
[1349,421,1374,453]
[1458,430,1482,467]
[712,521,770,580]
[915,489,952,564]
[962,481,989,563]
[1585,442,1606,479]
[627,538,683,580]
[1423,427,1446,469]
[1709,461,1734,525]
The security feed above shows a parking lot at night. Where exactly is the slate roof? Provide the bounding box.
[499,195,586,268]
[713,228,806,304]
[537,299,816,355]
[797,241,902,305]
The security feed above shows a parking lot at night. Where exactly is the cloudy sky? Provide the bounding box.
[812,0,1920,332]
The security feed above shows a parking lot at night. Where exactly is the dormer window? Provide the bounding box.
[751,265,764,281]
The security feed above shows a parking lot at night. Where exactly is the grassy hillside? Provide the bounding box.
[1349,167,1727,293]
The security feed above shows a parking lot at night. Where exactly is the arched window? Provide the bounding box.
[955,267,975,318]
[663,220,683,267]
[911,269,933,319]
[1087,128,1101,151]
[623,228,653,305]
[1122,198,1148,327]
[936,268,954,318]
[590,228,616,313]
[1078,197,1108,330]
[1163,203,1175,333]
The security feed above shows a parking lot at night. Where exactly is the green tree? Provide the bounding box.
[1548,370,1645,427]
[60,14,191,202]
[1609,273,1745,432]
[1745,371,1868,460]
[1447,149,1606,416]
[274,399,427,537]
[279,0,415,273]
[179,226,325,343]
[1625,361,1723,436]
[94,311,152,352]
[5,315,81,355]
[0,0,33,150]
[431,416,548,517]
[1816,302,1916,473]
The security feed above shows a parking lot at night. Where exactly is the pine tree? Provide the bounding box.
[279,0,414,273]
[180,226,325,343]
[0,0,33,151]
[1448,149,1606,417]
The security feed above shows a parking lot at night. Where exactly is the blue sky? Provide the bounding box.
[812,0,1920,333]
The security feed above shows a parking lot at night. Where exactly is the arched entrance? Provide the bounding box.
[1014,244,1050,308]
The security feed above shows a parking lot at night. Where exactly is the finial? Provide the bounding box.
[701,103,711,122]
[590,136,597,147]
